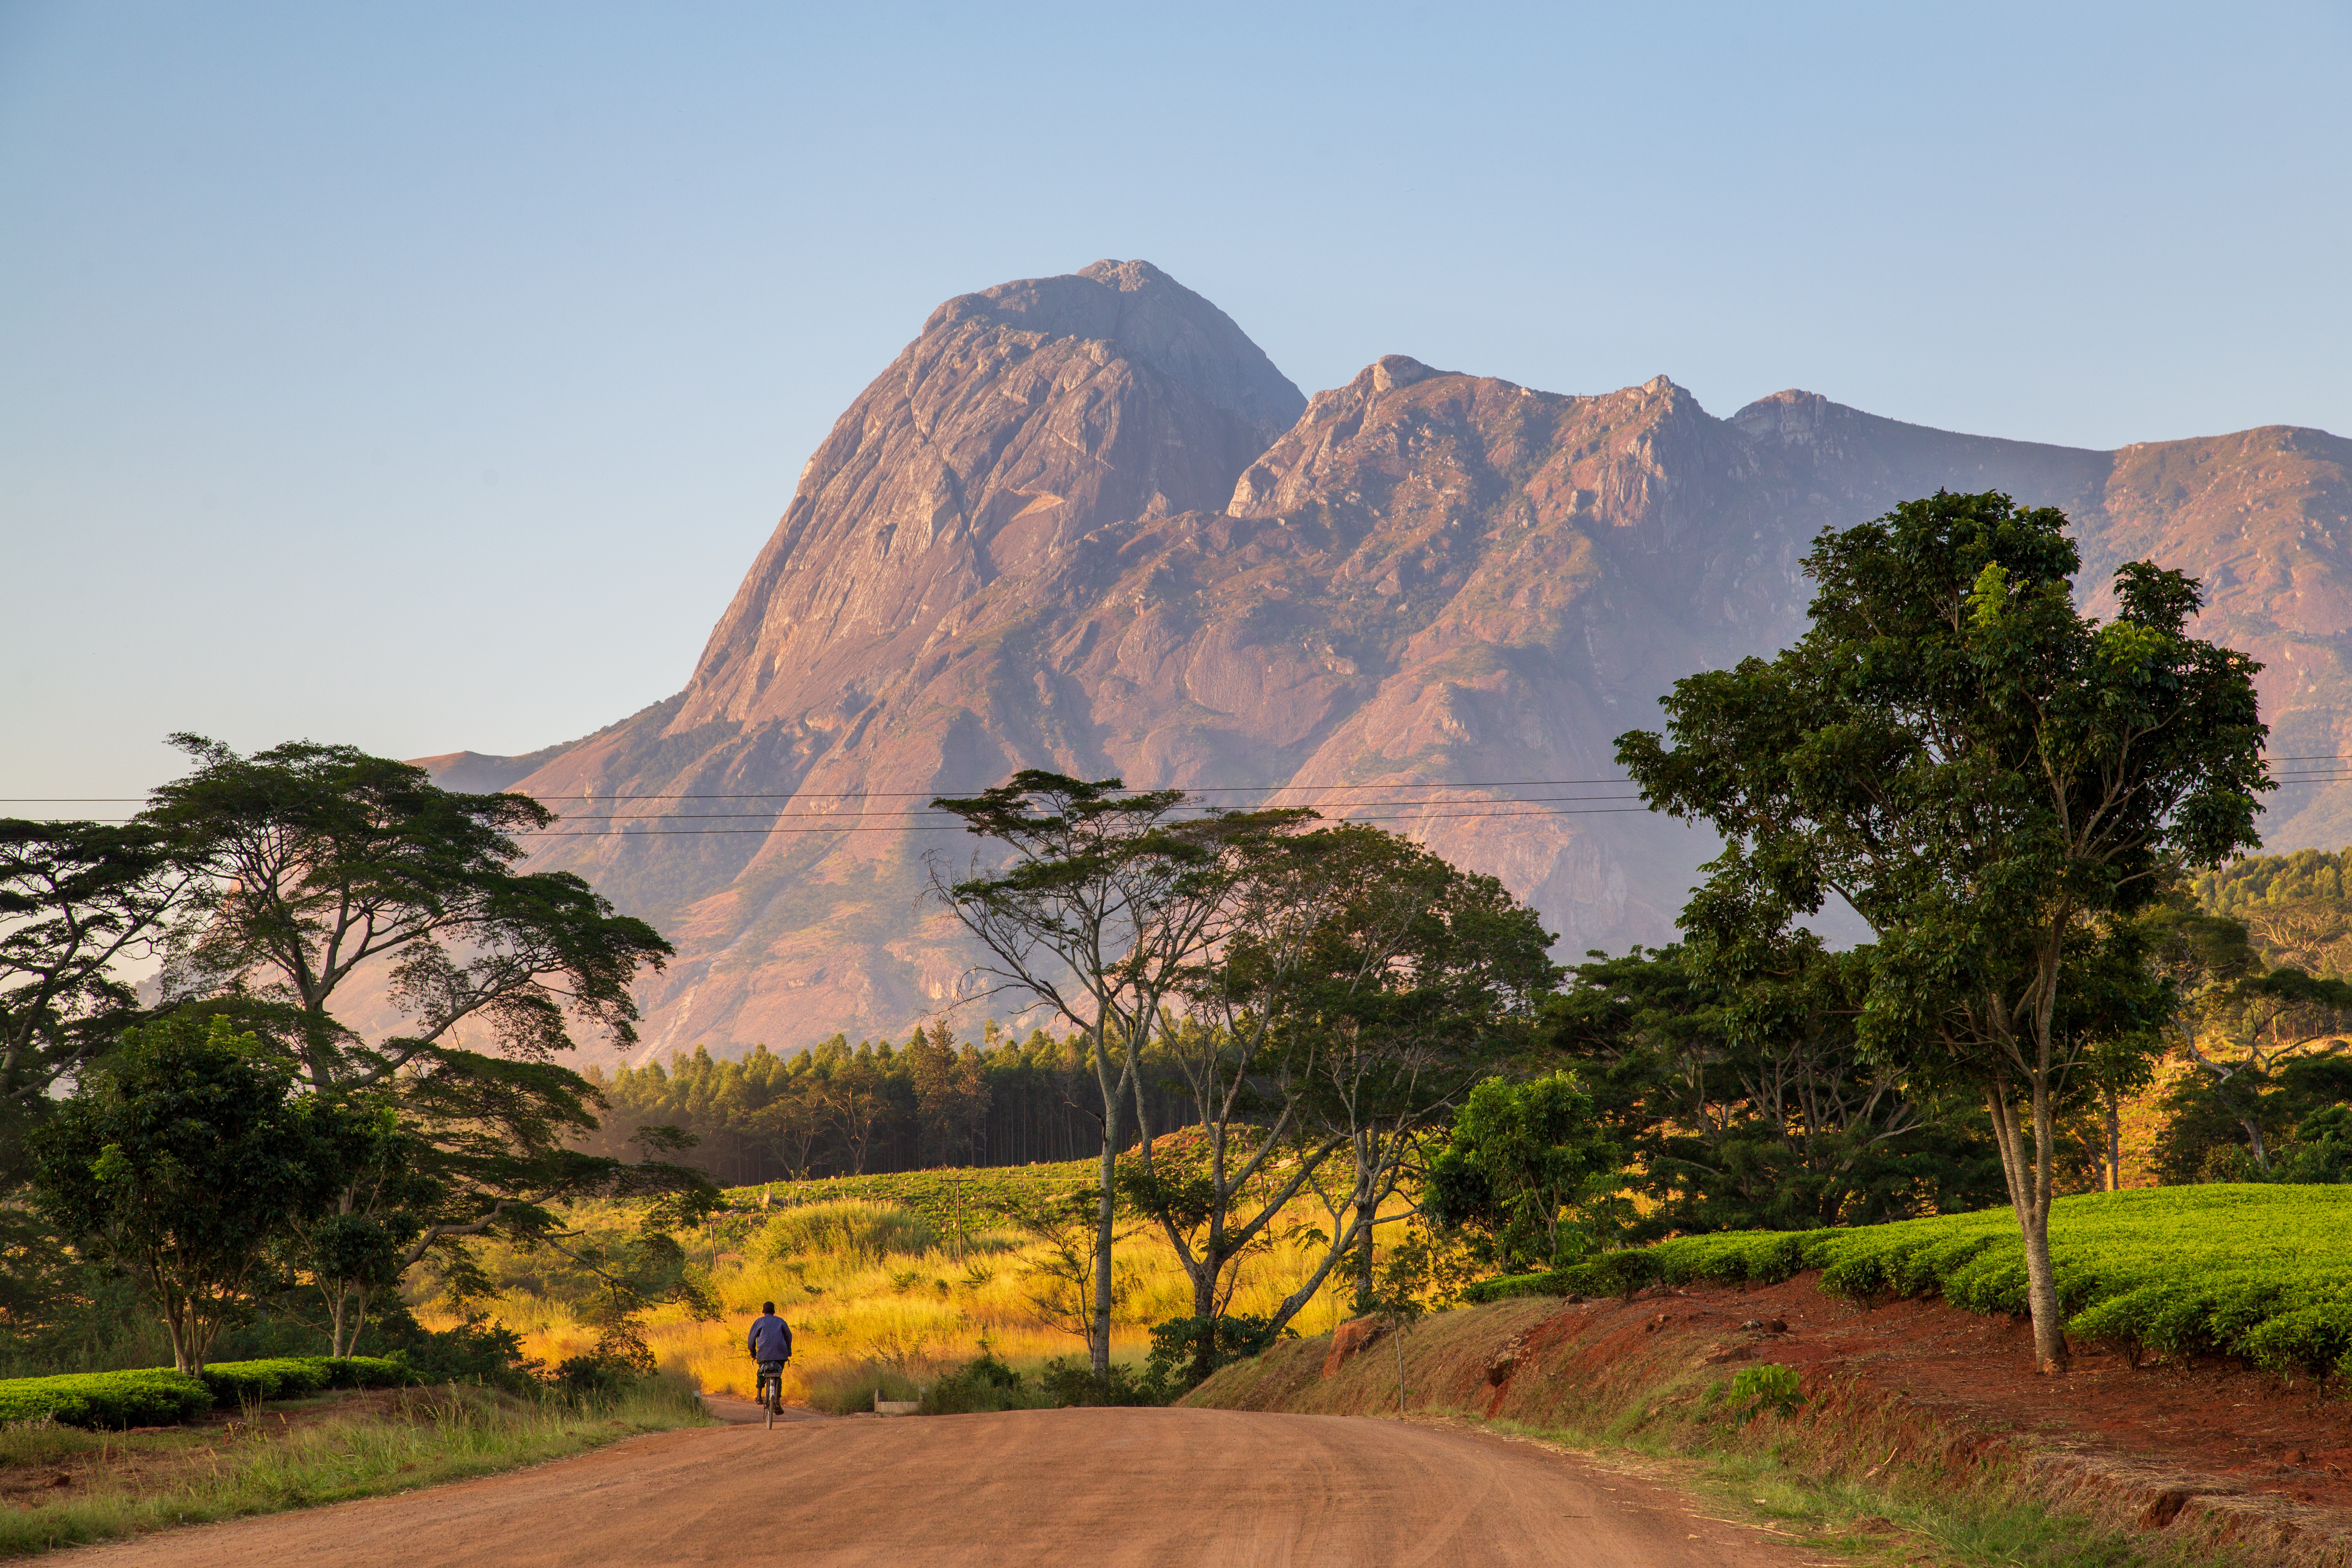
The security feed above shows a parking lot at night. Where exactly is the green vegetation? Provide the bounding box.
[1619,491,2270,1374]
[1546,945,2008,1233]
[2196,845,2352,924]
[1476,1185,2352,1381]
[0,1355,416,1428]
[0,1379,708,1558]
[0,1369,209,1428]
[926,774,1557,1376]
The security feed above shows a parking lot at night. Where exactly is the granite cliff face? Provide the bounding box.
[423,262,2352,1061]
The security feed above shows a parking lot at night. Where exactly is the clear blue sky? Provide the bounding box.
[5,1,2348,804]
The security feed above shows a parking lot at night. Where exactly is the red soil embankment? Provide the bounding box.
[1189,1274,2352,1567]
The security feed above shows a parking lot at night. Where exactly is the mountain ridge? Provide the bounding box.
[408,263,2352,1061]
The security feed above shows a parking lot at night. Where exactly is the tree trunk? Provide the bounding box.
[1088,1020,1128,1379]
[2104,1090,2122,1192]
[1987,1082,2068,1374]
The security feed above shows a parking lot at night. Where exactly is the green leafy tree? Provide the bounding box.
[1424,1072,1616,1271]
[2140,895,2352,1175]
[1279,833,1559,1314]
[1547,942,2002,1232]
[1619,492,2267,1372]
[30,1014,350,1372]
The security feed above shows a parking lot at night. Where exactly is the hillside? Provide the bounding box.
[413,261,2352,1060]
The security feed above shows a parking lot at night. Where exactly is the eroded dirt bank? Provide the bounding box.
[54,1407,1833,1568]
[1188,1277,2352,1568]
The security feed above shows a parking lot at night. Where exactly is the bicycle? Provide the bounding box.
[755,1358,788,1429]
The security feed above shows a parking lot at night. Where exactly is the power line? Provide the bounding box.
[516,805,1666,837]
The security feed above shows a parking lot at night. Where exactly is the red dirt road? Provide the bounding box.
[65,1408,1819,1567]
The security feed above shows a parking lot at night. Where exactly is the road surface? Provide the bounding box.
[68,1408,1814,1567]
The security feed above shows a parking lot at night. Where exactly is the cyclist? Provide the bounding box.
[748,1301,794,1421]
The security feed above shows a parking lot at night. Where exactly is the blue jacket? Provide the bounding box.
[748,1313,793,1361]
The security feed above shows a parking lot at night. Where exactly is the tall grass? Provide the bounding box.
[0,1378,709,1556]
[449,1190,1385,1404]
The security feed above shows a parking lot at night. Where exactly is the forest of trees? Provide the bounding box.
[574,1025,1196,1185]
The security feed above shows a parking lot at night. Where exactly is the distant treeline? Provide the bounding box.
[2196,846,2352,919]
[575,1024,1196,1185]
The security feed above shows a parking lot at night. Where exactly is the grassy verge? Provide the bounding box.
[1479,1396,2154,1568]
[0,1376,711,1558]
[1192,1300,2276,1568]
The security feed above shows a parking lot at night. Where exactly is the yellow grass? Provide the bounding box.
[428,1191,1383,1402]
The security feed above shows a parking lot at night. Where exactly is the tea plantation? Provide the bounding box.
[1470,1185,2352,1381]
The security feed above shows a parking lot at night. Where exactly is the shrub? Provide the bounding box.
[550,1324,659,1397]
[1143,1314,1283,1395]
[316,1356,416,1390]
[1458,1268,1578,1305]
[0,1369,212,1428]
[1033,1356,1160,1407]
[1730,1363,1804,1421]
[200,1357,333,1404]
[922,1352,1047,1414]
[1566,1249,1661,1301]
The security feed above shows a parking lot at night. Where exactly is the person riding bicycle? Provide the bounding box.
[748,1302,793,1412]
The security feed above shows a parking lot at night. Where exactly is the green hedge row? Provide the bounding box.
[0,1355,419,1429]
[1461,1186,2352,1383]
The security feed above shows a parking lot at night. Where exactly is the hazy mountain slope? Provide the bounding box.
[415,264,2352,1062]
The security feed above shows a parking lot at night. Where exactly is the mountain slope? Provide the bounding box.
[422,264,2352,1060]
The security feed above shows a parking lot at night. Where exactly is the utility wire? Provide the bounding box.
[517,805,1666,836]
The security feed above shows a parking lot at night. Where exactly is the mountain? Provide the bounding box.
[423,261,2352,1063]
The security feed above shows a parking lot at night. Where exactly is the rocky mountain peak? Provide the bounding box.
[920,258,1305,443]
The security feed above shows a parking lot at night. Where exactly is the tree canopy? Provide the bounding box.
[1618,490,2269,1371]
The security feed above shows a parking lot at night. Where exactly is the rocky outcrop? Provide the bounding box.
[414,263,2352,1060]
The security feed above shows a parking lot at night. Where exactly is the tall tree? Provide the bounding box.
[1619,491,2267,1372]
[138,736,712,1347]
[1278,832,1559,1316]
[1128,823,1552,1354]
[927,771,1305,1375]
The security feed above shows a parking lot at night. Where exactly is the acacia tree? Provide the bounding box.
[1125,823,1552,1368]
[137,736,713,1347]
[1619,491,2267,1373]
[147,735,670,1092]
[927,772,1305,1375]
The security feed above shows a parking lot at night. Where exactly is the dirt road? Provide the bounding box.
[67,1408,1812,1567]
